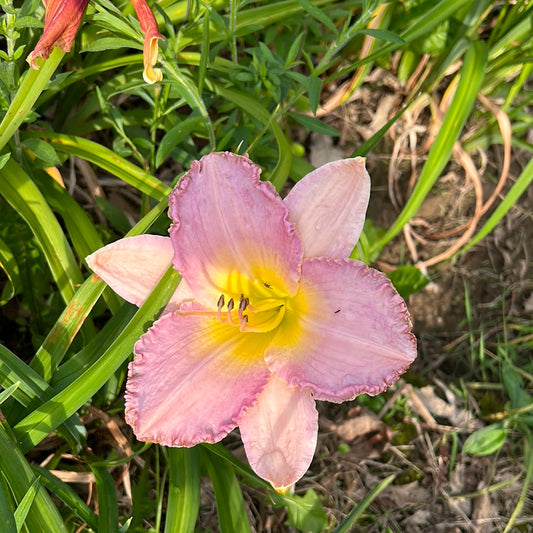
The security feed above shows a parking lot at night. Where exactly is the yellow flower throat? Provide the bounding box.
[216,262,295,334]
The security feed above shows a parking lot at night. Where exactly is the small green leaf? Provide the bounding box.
[359,28,405,45]
[296,0,338,34]
[463,424,508,456]
[285,33,304,66]
[387,265,430,299]
[82,37,140,53]
[22,138,62,167]
[502,363,532,410]
[307,76,322,115]
[288,112,339,137]
[155,117,202,168]
[275,490,328,533]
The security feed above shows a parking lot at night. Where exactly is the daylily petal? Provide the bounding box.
[239,375,318,493]
[129,0,163,83]
[27,0,90,69]
[266,258,416,402]
[169,152,303,306]
[284,158,370,259]
[86,235,181,309]
[126,305,272,446]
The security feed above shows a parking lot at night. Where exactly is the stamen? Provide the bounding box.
[240,314,249,331]
[217,294,225,322]
[226,298,236,326]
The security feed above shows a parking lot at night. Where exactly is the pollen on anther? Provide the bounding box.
[227,298,235,311]
[217,294,225,308]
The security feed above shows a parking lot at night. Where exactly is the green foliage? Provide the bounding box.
[387,265,430,299]
[463,423,508,456]
[0,0,531,530]
[275,489,328,533]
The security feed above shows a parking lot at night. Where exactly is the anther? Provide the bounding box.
[225,298,237,326]
[217,294,225,322]
[240,314,249,331]
[238,296,248,322]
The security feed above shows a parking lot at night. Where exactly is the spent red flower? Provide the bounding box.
[87,152,417,491]
[28,0,163,83]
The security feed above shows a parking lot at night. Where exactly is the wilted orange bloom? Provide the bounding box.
[27,0,163,84]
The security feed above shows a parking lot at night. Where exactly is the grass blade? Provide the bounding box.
[332,474,396,533]
[458,155,533,255]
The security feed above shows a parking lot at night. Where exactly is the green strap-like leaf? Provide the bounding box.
[0,158,83,304]
[13,478,41,532]
[0,235,20,305]
[13,266,181,452]
[92,466,119,533]
[371,40,488,255]
[164,448,200,533]
[0,473,16,533]
[25,132,171,201]
[201,447,251,533]
[0,48,64,152]
[0,423,67,533]
[31,466,99,531]
[0,344,86,452]
[30,275,106,381]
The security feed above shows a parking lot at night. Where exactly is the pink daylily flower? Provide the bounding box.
[28,0,163,84]
[86,152,416,492]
